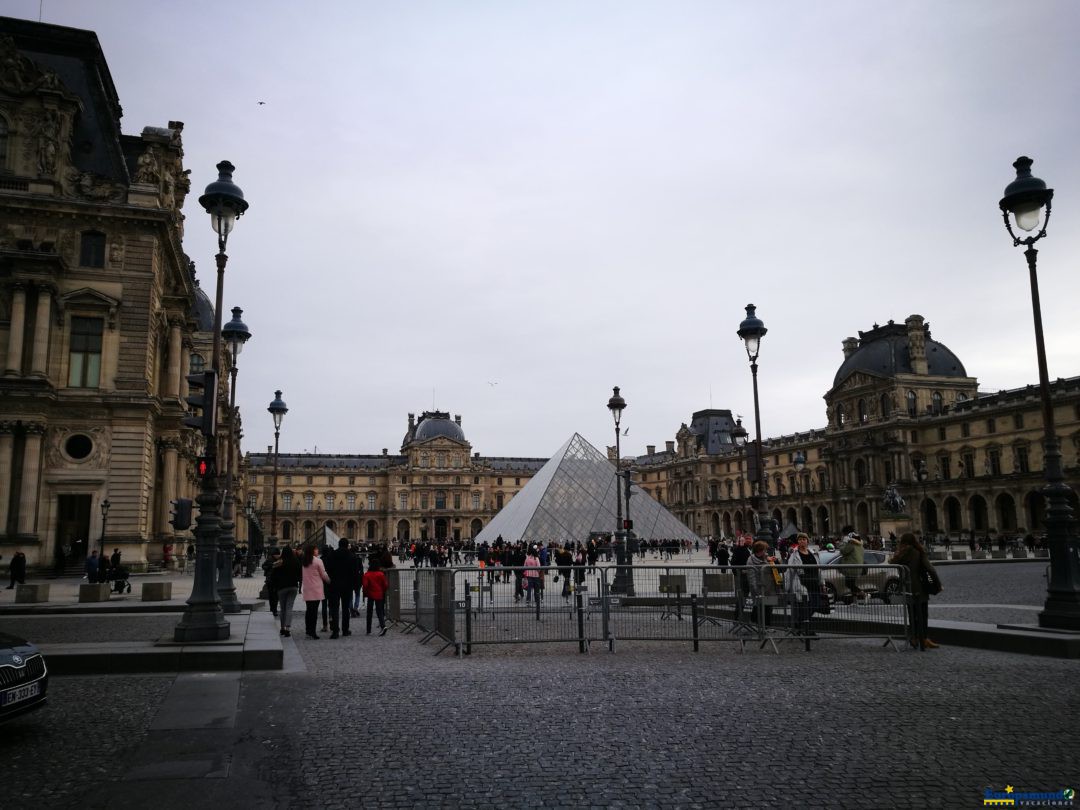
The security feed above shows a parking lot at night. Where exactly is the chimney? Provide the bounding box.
[647,445,656,456]
[665,441,675,453]
[842,337,859,359]
[905,314,928,374]
[408,413,415,428]
[607,446,617,461]
[454,414,461,426]
[382,448,388,456]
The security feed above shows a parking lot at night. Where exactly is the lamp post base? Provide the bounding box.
[173,611,231,642]
[609,532,635,596]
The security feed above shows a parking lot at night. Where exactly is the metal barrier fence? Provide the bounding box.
[394,563,913,655]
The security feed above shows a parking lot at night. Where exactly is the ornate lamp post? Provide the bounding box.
[99,498,111,557]
[737,304,774,546]
[732,417,749,535]
[174,161,249,642]
[793,449,806,534]
[914,459,930,542]
[999,156,1080,630]
[268,390,288,547]
[214,307,251,610]
[607,386,633,594]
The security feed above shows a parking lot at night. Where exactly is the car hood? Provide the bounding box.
[0,631,41,664]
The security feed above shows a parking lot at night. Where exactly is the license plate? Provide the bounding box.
[2,681,41,706]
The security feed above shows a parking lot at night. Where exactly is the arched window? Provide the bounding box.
[956,392,968,403]
[932,391,943,415]
[906,390,917,417]
[420,453,429,468]
[837,403,846,426]
[880,393,891,418]
[282,521,293,541]
[858,399,868,423]
[435,490,447,509]
[854,459,868,488]
[367,493,376,510]
[495,492,504,509]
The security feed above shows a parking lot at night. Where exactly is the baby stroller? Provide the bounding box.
[111,565,132,594]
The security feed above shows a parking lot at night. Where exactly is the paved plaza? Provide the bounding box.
[2,563,1078,809]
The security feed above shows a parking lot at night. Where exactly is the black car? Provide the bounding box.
[0,631,49,722]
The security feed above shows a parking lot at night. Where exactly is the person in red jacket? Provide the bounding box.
[362,558,389,636]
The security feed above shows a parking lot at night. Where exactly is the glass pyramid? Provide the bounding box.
[476,433,700,546]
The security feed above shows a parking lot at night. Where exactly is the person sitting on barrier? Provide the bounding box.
[838,528,866,603]
[523,547,541,603]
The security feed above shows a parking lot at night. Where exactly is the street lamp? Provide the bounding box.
[99,498,110,557]
[737,304,774,546]
[607,386,633,594]
[914,459,930,543]
[174,161,249,643]
[794,449,806,534]
[999,156,1080,630]
[215,306,252,611]
[268,390,288,547]
[732,417,749,535]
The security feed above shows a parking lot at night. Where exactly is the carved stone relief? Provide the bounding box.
[46,425,112,469]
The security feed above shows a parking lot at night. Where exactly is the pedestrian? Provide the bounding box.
[523,546,541,603]
[350,545,365,618]
[324,538,356,639]
[301,544,331,640]
[97,551,111,584]
[84,550,100,581]
[7,551,27,589]
[110,547,122,570]
[272,546,302,637]
[784,533,821,634]
[890,532,943,650]
[716,542,730,572]
[262,548,282,617]
[362,558,389,635]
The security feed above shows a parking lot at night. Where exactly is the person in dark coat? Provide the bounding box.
[890,532,943,650]
[324,538,357,638]
[6,551,27,588]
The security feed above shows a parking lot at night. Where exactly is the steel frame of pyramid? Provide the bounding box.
[475,433,701,546]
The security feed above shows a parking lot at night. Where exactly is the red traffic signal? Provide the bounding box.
[623,519,633,530]
[195,456,217,479]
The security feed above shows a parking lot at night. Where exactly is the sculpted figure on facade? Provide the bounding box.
[134,147,160,185]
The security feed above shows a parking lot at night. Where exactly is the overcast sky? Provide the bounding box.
[11,1,1080,459]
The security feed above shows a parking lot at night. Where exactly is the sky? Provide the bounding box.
[8,0,1080,459]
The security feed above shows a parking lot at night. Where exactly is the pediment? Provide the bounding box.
[831,370,888,394]
[57,287,121,328]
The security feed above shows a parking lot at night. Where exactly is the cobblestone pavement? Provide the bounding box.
[0,614,180,643]
[8,632,1074,809]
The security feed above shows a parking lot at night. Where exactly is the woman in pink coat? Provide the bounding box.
[301,544,331,639]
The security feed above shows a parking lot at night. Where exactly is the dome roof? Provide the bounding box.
[833,321,966,388]
[413,412,466,443]
[191,284,215,331]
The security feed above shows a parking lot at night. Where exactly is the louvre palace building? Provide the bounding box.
[0,18,234,569]
[244,313,1079,546]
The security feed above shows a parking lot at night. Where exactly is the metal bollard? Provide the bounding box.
[691,594,699,652]
[465,589,472,655]
[576,590,586,654]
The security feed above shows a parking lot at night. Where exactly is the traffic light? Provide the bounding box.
[623,470,633,504]
[195,456,217,479]
[183,369,218,438]
[169,498,193,531]
[623,519,633,531]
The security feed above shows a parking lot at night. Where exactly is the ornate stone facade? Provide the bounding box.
[243,412,545,544]
[0,19,221,567]
[644,315,1080,542]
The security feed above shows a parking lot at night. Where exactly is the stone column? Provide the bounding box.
[17,424,45,536]
[180,342,191,399]
[4,283,27,376]
[160,440,179,534]
[0,423,14,534]
[29,285,53,377]
[166,322,182,399]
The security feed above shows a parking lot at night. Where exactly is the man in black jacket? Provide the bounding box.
[325,539,358,638]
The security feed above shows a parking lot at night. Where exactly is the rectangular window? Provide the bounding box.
[961,422,970,438]
[987,418,996,434]
[326,495,335,511]
[939,455,951,480]
[328,476,335,485]
[420,493,429,510]
[68,316,103,388]
[496,477,503,486]
[79,232,106,267]
[473,476,480,485]
[367,494,376,510]
[284,475,292,485]
[988,449,1001,476]
[1015,446,1029,474]
[1013,412,1024,430]
[515,478,521,486]
[909,430,918,443]
[348,476,355,485]
[453,493,462,509]
[304,494,313,510]
[248,473,258,484]
[938,426,946,441]
[282,493,293,511]
[962,453,975,478]
[472,493,480,510]
[306,476,313,485]
[346,494,356,510]
[399,492,408,510]
[369,476,376,485]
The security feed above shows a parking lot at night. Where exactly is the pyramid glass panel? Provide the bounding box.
[476,433,700,546]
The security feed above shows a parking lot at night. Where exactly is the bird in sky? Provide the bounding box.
[623,428,629,436]
[487,381,498,387]
[257,101,266,105]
